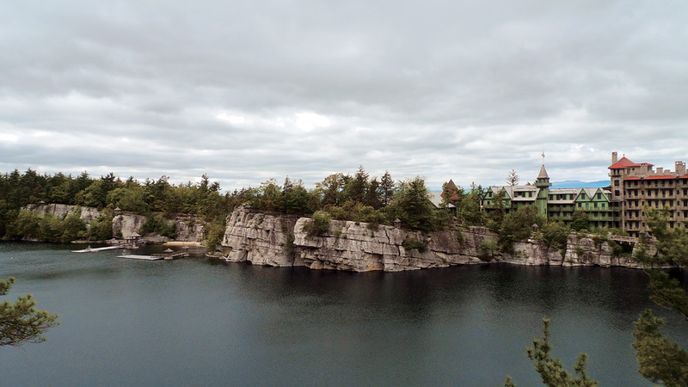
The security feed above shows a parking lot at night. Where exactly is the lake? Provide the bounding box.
[1,243,686,386]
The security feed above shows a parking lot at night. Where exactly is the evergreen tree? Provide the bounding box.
[1,277,58,346]
[365,177,383,209]
[388,177,436,232]
[345,166,369,203]
[380,171,395,206]
[631,208,688,386]
[505,319,598,386]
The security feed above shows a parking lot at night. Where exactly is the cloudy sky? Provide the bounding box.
[1,1,686,190]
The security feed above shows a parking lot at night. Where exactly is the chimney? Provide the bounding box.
[612,152,618,164]
[677,161,687,175]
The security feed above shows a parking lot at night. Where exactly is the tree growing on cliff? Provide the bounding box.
[498,206,543,253]
[380,171,395,206]
[387,177,437,232]
[1,277,58,346]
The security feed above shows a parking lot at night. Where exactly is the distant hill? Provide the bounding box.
[551,180,609,189]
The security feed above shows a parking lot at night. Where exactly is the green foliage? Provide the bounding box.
[281,178,314,215]
[106,186,149,213]
[0,170,234,240]
[498,206,543,253]
[380,171,395,206]
[6,210,86,243]
[486,189,507,231]
[631,207,688,386]
[633,310,688,386]
[387,177,438,232]
[570,211,590,232]
[61,212,87,242]
[1,277,58,346]
[87,210,114,241]
[478,239,498,261]
[458,191,484,226]
[539,221,570,255]
[205,219,226,251]
[402,236,427,253]
[142,214,176,238]
[305,211,331,237]
[507,318,598,387]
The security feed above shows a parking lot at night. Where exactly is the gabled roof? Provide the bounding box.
[489,185,539,201]
[609,156,653,170]
[428,192,456,208]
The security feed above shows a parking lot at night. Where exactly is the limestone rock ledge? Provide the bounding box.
[24,203,101,224]
[174,215,205,242]
[112,213,148,239]
[220,207,298,267]
[220,207,652,272]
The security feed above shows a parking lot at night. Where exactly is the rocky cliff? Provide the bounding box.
[174,215,205,242]
[24,203,101,224]
[23,203,206,243]
[221,208,298,266]
[220,207,649,272]
[111,213,148,239]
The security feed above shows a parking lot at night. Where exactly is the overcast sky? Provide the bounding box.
[1,1,686,190]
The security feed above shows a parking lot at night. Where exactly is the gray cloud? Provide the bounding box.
[1,0,686,190]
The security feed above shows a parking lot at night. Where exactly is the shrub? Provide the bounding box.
[479,239,498,261]
[498,206,544,253]
[305,211,331,237]
[142,214,176,239]
[88,211,114,241]
[539,222,570,254]
[204,220,226,251]
[402,236,427,252]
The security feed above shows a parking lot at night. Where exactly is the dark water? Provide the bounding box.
[1,243,686,386]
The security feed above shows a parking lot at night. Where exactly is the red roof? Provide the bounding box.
[609,157,653,169]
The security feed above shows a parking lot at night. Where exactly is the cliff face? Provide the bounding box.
[292,220,484,271]
[220,207,648,272]
[24,203,100,224]
[22,203,206,243]
[112,213,148,239]
[221,207,298,266]
[174,215,205,242]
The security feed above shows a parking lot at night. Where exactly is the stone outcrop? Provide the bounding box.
[112,213,148,239]
[24,203,100,224]
[220,207,652,272]
[220,207,298,266]
[293,220,485,271]
[174,215,205,242]
[23,202,207,243]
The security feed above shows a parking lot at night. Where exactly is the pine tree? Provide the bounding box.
[380,171,395,206]
[631,208,688,386]
[505,319,598,387]
[1,277,58,346]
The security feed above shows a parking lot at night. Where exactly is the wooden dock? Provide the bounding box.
[72,246,124,253]
[118,254,163,261]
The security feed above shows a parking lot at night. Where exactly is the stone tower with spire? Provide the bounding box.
[535,159,551,217]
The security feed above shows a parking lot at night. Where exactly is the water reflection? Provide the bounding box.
[1,243,686,387]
